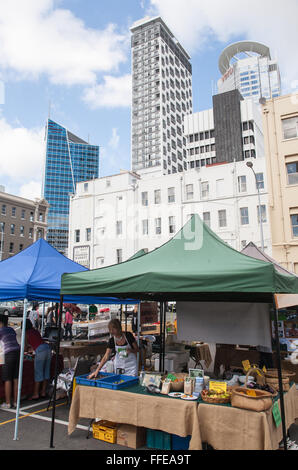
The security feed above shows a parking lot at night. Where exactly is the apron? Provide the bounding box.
[114,333,138,376]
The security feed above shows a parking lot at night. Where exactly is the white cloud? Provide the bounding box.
[149,0,298,89]
[18,181,42,200]
[0,118,44,184]
[83,74,132,109]
[109,128,120,150]
[0,0,129,86]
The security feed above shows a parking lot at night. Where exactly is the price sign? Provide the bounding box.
[242,360,251,372]
[209,381,227,394]
[272,401,282,428]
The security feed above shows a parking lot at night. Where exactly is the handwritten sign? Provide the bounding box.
[242,360,251,372]
[272,402,282,428]
[209,381,227,394]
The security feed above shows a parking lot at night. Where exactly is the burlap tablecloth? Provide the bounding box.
[197,385,298,450]
[68,385,202,450]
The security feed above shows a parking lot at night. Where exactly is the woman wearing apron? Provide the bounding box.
[89,319,139,378]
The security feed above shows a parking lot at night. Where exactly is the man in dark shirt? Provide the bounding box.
[0,314,20,409]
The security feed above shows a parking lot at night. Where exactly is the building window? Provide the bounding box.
[12,207,16,217]
[20,226,25,237]
[168,187,175,203]
[21,209,25,219]
[30,212,34,222]
[142,192,148,206]
[256,173,264,190]
[186,184,194,200]
[9,242,14,254]
[75,230,80,243]
[86,228,91,241]
[1,204,6,215]
[218,210,227,228]
[116,249,123,264]
[142,219,149,235]
[39,213,43,222]
[257,205,267,224]
[286,162,298,185]
[282,117,298,140]
[216,179,225,197]
[10,224,15,235]
[116,221,123,236]
[154,189,161,204]
[19,244,23,251]
[240,207,249,225]
[291,215,298,237]
[203,212,211,228]
[169,216,175,234]
[238,176,247,193]
[29,228,33,239]
[155,218,161,235]
[201,182,209,199]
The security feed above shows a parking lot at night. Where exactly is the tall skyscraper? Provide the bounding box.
[42,119,99,255]
[130,16,193,176]
[217,41,281,103]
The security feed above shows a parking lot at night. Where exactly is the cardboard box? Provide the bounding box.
[116,424,147,449]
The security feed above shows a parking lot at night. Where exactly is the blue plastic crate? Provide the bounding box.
[171,434,191,450]
[96,374,139,390]
[75,373,116,387]
[146,429,172,450]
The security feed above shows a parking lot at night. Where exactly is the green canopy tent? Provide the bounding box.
[61,215,298,302]
[61,215,298,450]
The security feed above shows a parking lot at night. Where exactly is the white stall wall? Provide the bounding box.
[176,302,272,349]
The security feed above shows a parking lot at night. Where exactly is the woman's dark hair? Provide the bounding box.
[108,318,122,334]
[21,319,33,330]
[0,314,8,327]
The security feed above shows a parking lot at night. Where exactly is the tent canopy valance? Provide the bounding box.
[0,238,136,305]
[61,215,298,302]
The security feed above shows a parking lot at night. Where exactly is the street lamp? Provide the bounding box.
[246,161,265,252]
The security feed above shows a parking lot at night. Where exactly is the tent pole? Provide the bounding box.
[50,295,63,448]
[159,302,163,373]
[163,302,166,373]
[137,303,141,372]
[41,302,46,336]
[272,295,287,451]
[13,298,28,441]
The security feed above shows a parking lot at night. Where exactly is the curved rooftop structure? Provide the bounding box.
[219,41,271,75]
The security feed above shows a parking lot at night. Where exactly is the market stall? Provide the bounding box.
[61,215,298,450]
[0,238,136,444]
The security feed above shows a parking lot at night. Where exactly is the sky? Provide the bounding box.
[0,0,297,200]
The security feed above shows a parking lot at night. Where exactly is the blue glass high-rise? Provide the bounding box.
[42,119,99,254]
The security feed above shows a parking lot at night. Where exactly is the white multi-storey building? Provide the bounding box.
[68,159,271,269]
[130,16,193,176]
[217,41,281,103]
[184,95,264,169]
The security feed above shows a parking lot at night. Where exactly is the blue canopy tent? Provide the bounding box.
[0,238,137,444]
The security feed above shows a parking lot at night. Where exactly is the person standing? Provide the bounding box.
[28,302,39,330]
[24,319,52,399]
[63,308,73,341]
[89,319,139,378]
[89,304,98,321]
[0,314,20,409]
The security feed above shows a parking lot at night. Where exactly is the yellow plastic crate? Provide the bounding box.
[92,420,118,444]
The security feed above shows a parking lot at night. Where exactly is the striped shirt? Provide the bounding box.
[0,327,20,354]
